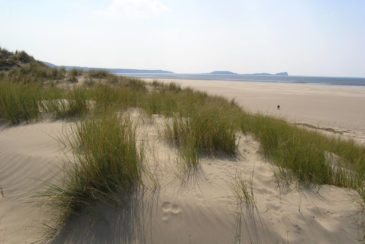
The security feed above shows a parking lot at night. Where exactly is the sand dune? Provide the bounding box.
[1,113,363,243]
[1,80,364,242]
[0,122,70,244]
[142,116,363,243]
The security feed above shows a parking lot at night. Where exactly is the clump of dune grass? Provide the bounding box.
[41,114,143,237]
[59,88,89,118]
[232,174,256,209]
[0,80,90,124]
[41,87,89,119]
[87,70,111,79]
[150,83,242,169]
[91,84,139,113]
[165,104,238,168]
[122,77,147,91]
[232,171,263,244]
[0,81,41,124]
[241,114,364,189]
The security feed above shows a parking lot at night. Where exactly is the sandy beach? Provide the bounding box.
[145,79,365,144]
[1,80,364,242]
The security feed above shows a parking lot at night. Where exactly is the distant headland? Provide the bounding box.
[208,71,288,76]
[44,63,288,76]
[209,71,238,75]
[251,72,289,76]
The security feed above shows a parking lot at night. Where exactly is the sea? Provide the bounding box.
[114,73,365,87]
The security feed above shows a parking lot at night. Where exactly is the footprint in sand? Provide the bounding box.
[195,193,206,207]
[161,201,182,222]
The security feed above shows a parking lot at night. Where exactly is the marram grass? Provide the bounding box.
[165,103,239,168]
[1,66,365,200]
[41,114,143,234]
[0,81,41,124]
[241,114,364,189]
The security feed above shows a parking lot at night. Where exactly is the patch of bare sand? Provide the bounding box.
[0,113,363,243]
[0,122,71,244]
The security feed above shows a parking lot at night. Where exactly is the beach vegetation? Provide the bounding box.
[0,81,41,124]
[241,114,364,189]
[164,104,238,168]
[41,114,142,235]
[87,70,110,79]
[2,50,365,238]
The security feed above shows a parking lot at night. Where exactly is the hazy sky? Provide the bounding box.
[1,0,364,77]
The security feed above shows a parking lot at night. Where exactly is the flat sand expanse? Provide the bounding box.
[146,79,365,143]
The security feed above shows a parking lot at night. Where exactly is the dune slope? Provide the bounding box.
[1,115,362,243]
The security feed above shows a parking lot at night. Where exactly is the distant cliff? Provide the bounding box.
[209,71,238,75]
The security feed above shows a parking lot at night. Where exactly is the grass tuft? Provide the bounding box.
[241,114,364,188]
[41,114,143,233]
[0,81,41,124]
[165,104,238,168]
[232,174,256,209]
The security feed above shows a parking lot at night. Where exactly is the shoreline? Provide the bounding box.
[118,73,365,87]
[144,78,365,144]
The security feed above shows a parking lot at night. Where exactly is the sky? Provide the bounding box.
[0,0,364,77]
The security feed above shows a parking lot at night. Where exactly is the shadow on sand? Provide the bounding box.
[51,188,157,244]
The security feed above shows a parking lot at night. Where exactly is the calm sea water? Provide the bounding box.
[115,73,365,87]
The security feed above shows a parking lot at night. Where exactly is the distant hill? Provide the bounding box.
[250,72,288,76]
[209,71,237,75]
[44,63,174,74]
[0,48,40,71]
[275,72,288,76]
